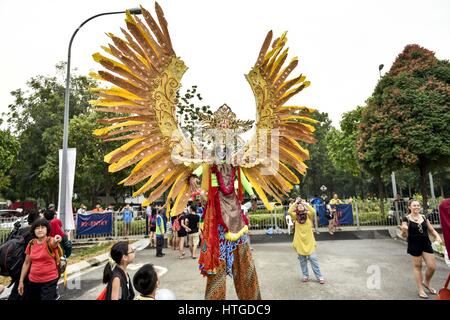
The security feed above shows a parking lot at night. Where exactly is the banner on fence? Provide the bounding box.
[76,213,113,236]
[316,204,354,226]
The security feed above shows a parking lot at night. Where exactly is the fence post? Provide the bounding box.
[114,210,118,238]
[355,200,360,230]
[314,204,319,234]
[393,201,400,226]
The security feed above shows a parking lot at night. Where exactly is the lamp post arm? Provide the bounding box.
[60,9,139,230]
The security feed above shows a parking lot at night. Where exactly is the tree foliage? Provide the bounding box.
[0,129,19,193]
[357,44,450,210]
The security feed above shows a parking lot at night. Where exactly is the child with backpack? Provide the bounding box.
[0,209,40,300]
[133,263,159,300]
[17,218,63,300]
[102,241,135,300]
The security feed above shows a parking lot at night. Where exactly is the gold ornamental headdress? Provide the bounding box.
[199,104,254,132]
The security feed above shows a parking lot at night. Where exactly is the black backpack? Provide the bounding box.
[0,234,27,278]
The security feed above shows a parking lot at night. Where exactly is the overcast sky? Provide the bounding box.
[0,0,448,129]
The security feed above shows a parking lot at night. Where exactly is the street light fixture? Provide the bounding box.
[59,8,142,230]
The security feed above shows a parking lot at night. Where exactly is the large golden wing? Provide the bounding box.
[90,3,200,215]
[239,31,318,210]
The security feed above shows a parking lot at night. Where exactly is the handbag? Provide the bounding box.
[438,272,450,300]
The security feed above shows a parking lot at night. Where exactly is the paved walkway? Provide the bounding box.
[57,233,448,300]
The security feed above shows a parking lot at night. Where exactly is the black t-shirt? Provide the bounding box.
[185,213,200,234]
[402,215,429,239]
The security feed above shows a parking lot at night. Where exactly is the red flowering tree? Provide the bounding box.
[357,44,450,213]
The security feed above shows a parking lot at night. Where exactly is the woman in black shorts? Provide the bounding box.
[401,200,443,299]
[177,211,188,259]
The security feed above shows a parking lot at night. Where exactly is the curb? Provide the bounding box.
[65,238,149,277]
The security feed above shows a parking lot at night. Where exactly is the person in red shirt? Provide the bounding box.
[18,218,62,300]
[44,209,65,238]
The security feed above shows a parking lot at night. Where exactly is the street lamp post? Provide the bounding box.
[379,64,400,223]
[59,8,142,230]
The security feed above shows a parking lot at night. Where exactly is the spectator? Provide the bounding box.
[92,204,104,213]
[184,203,200,259]
[393,194,407,218]
[329,194,343,231]
[439,198,450,256]
[122,204,133,237]
[105,204,115,213]
[155,208,166,258]
[401,200,443,299]
[177,210,188,259]
[145,204,152,239]
[149,209,157,247]
[18,218,62,300]
[43,209,71,259]
[7,209,40,301]
[169,206,179,251]
[76,204,86,216]
[288,197,325,284]
[329,193,343,205]
[43,210,65,239]
[103,241,135,300]
[324,199,336,235]
[159,205,168,234]
[133,263,159,300]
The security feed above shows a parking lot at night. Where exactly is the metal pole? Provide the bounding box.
[429,172,436,200]
[314,203,319,234]
[355,199,360,230]
[59,9,142,231]
[391,172,398,198]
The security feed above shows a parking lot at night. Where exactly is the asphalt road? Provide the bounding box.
[59,232,449,300]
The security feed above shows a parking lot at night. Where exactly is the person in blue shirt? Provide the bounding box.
[122,204,133,237]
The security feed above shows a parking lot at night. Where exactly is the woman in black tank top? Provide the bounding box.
[400,200,443,299]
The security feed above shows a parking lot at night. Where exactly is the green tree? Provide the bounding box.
[69,112,129,206]
[3,63,97,203]
[0,129,19,193]
[327,106,368,197]
[300,111,340,198]
[357,44,450,213]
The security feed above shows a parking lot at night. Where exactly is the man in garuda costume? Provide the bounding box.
[91,2,318,300]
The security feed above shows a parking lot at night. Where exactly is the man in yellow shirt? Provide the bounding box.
[289,197,325,284]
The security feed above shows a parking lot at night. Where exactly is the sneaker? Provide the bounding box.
[319,278,325,284]
[302,277,309,282]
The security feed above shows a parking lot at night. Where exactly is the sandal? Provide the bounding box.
[418,292,429,299]
[422,283,437,295]
[179,255,184,259]
[302,277,309,282]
